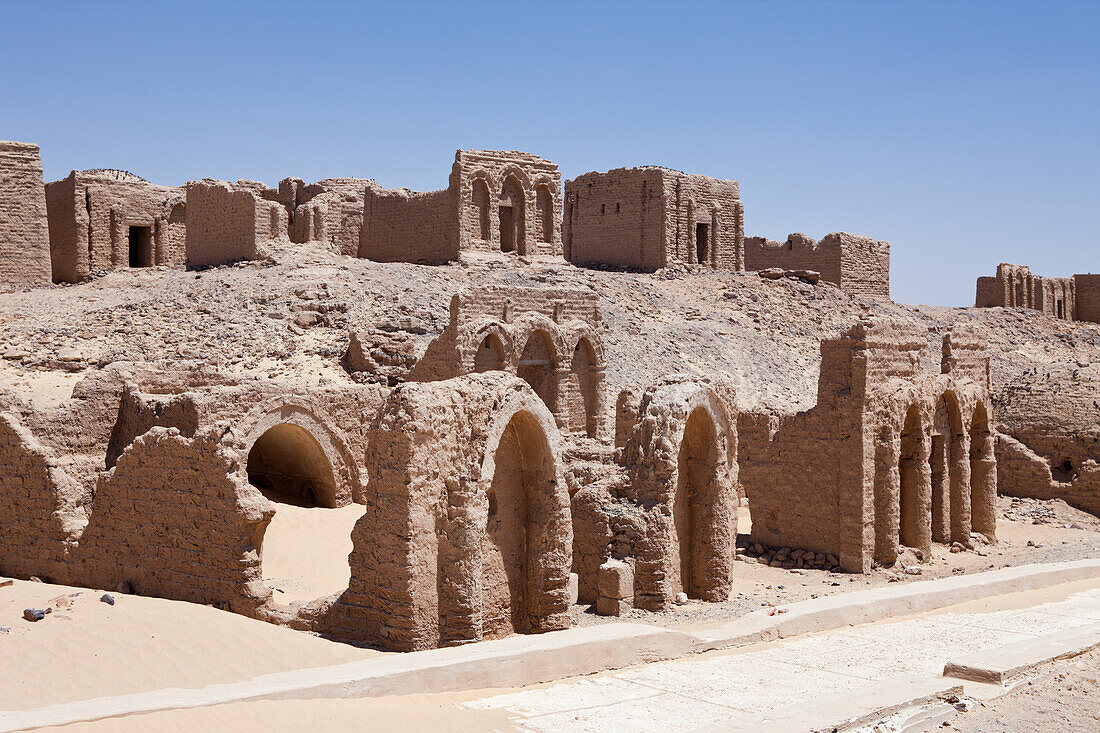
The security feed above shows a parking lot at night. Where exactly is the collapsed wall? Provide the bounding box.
[286,177,377,257]
[0,141,52,290]
[185,179,289,267]
[744,232,891,301]
[564,167,744,271]
[568,376,739,611]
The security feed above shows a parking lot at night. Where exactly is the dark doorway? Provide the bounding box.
[128,225,154,267]
[1057,300,1065,319]
[695,223,709,265]
[499,207,515,252]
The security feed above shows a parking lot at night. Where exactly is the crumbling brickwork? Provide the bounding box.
[360,150,562,264]
[315,373,572,651]
[744,232,891,300]
[285,177,377,257]
[0,141,52,290]
[738,320,995,572]
[564,167,744,271]
[185,179,289,267]
[76,427,274,613]
[347,285,608,439]
[45,169,185,283]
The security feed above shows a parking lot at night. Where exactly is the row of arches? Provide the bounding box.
[461,317,605,438]
[876,392,996,565]
[469,173,556,255]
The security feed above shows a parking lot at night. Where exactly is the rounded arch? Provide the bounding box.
[536,183,555,243]
[457,320,516,374]
[969,400,997,542]
[516,328,560,416]
[564,325,606,439]
[931,390,969,545]
[476,382,568,639]
[899,403,930,554]
[626,378,736,608]
[470,175,491,242]
[237,400,360,507]
[499,174,527,255]
[246,423,336,507]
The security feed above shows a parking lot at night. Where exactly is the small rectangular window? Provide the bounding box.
[600,203,605,215]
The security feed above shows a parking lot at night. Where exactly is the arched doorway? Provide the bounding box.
[474,332,506,372]
[518,330,557,414]
[481,410,555,638]
[930,393,966,545]
[970,403,997,541]
[536,184,554,243]
[674,407,720,598]
[246,423,357,603]
[899,405,930,553]
[570,337,599,437]
[472,178,490,242]
[499,175,525,254]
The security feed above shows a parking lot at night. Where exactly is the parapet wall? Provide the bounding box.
[745,232,891,300]
[0,141,52,290]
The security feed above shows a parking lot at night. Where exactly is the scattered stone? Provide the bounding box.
[904,565,923,575]
[23,608,50,622]
[674,592,688,605]
[100,593,116,606]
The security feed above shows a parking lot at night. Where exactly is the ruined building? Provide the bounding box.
[185,179,289,267]
[744,232,891,301]
[563,167,745,271]
[360,150,563,264]
[285,177,377,257]
[346,285,607,439]
[738,320,996,572]
[46,169,186,283]
[975,263,1100,323]
[0,141,56,290]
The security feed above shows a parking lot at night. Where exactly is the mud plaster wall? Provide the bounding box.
[448,286,607,438]
[0,412,88,581]
[186,180,288,267]
[1074,274,1100,324]
[974,264,1076,320]
[316,373,571,651]
[744,232,890,300]
[75,427,273,613]
[454,150,562,259]
[45,171,184,282]
[619,376,738,610]
[564,168,743,271]
[360,187,457,263]
[290,178,376,257]
[0,141,52,290]
[739,321,993,572]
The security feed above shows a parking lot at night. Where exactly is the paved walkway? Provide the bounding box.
[464,586,1100,732]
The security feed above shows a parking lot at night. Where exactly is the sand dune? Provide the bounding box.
[0,578,376,712]
[260,500,363,604]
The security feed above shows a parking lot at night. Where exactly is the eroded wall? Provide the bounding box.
[186,179,289,267]
[744,232,890,300]
[0,141,52,289]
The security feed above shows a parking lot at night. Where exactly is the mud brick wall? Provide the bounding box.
[745,232,890,300]
[0,141,52,290]
[186,180,287,267]
[0,413,88,582]
[1074,274,1100,324]
[565,168,665,269]
[319,373,571,651]
[454,149,562,259]
[996,434,1100,517]
[360,187,457,263]
[975,264,1076,320]
[46,170,183,282]
[975,276,997,308]
[451,285,601,331]
[76,427,273,613]
[565,167,743,271]
[290,177,376,257]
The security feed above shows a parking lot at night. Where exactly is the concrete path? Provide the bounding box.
[463,586,1100,732]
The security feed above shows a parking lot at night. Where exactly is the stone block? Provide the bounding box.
[598,559,634,600]
[595,596,631,617]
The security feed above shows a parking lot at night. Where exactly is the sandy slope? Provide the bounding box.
[260,500,362,604]
[0,579,376,712]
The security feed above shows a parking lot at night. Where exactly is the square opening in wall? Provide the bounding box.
[128,225,154,268]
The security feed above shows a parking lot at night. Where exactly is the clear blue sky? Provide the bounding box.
[3,0,1096,306]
